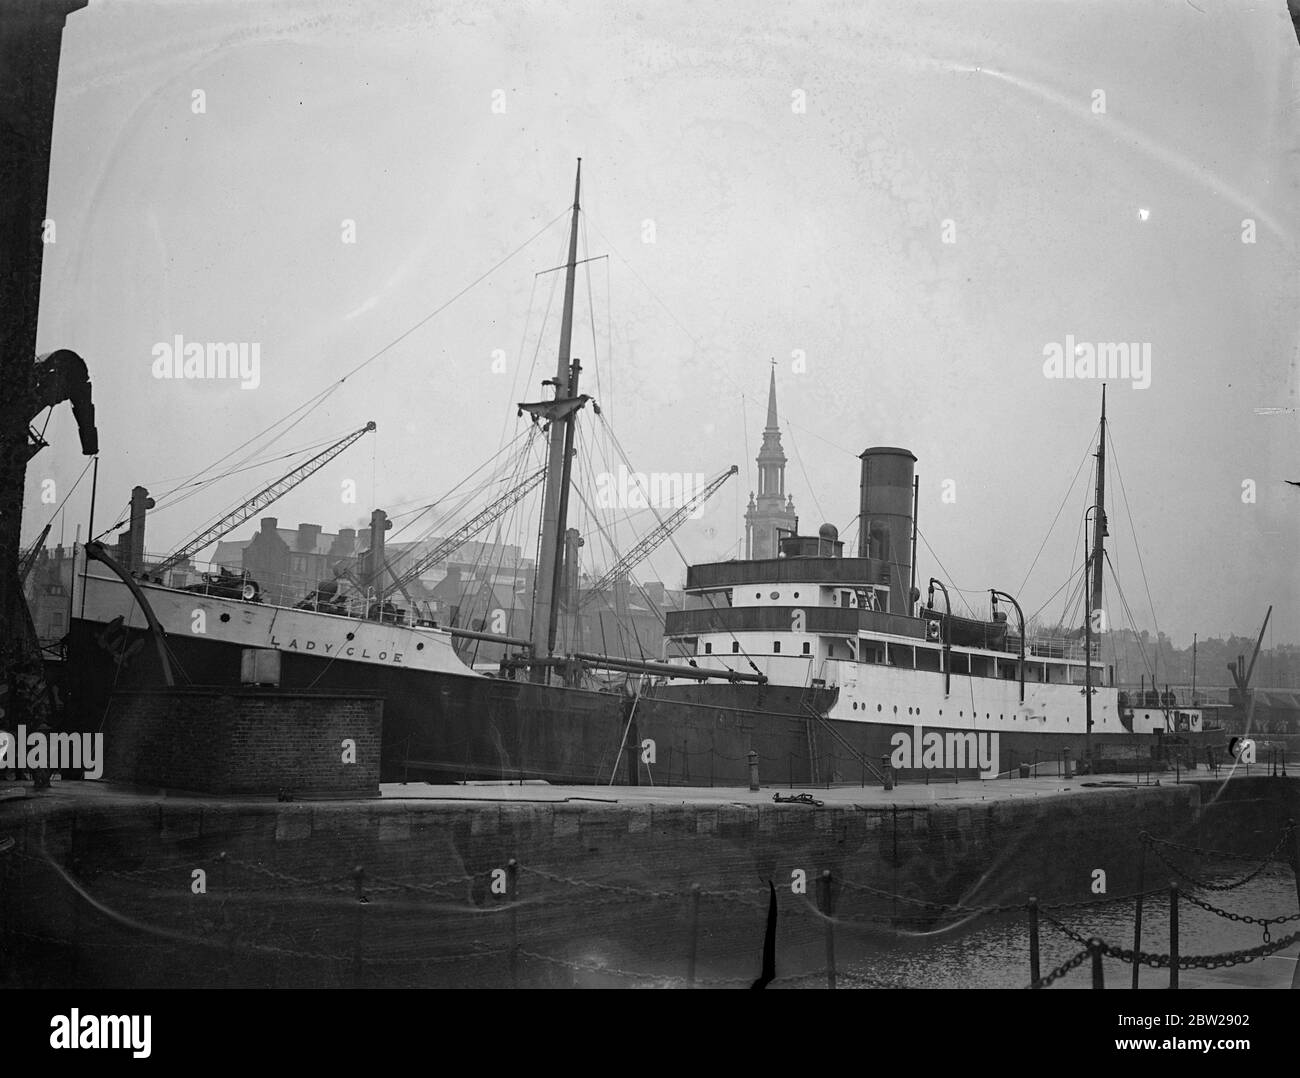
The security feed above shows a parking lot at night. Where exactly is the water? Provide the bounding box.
[834,860,1299,990]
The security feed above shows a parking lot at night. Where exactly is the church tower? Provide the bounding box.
[744,366,798,559]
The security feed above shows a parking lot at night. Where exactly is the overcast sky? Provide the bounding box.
[25,0,1300,648]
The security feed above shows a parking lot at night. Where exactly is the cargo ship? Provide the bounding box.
[63,164,1208,785]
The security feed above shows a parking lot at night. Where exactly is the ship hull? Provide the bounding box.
[65,608,1207,787]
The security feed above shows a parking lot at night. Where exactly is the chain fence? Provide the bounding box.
[3,808,1297,989]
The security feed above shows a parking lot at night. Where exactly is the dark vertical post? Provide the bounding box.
[1289,819,1300,990]
[1169,881,1179,990]
[882,755,893,791]
[686,884,700,988]
[507,858,519,988]
[747,750,759,792]
[819,870,836,989]
[1028,897,1040,988]
[1132,842,1145,989]
[351,865,366,988]
[1089,938,1104,988]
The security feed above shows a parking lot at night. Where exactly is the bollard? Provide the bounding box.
[1169,881,1179,990]
[1089,938,1104,989]
[1028,898,1040,988]
[747,750,760,792]
[818,870,836,990]
[686,884,701,988]
[882,755,893,791]
[1062,746,1072,779]
[507,858,519,988]
[1132,843,1146,989]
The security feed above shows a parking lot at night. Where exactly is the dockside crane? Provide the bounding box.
[377,466,547,602]
[580,464,737,602]
[152,421,376,577]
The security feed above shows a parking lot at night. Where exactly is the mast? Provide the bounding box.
[529,160,583,676]
[1084,386,1108,770]
[1090,384,1108,615]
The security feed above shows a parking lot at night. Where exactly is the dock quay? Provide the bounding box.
[2,770,1296,989]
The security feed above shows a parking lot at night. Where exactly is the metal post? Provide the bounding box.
[1063,746,1071,779]
[882,754,893,791]
[1288,819,1300,990]
[507,858,519,988]
[1028,897,1040,988]
[687,883,700,988]
[351,864,366,988]
[819,870,836,990]
[747,750,759,792]
[1089,938,1104,988]
[1169,881,1179,990]
[1132,843,1145,989]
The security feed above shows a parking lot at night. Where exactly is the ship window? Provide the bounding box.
[773,641,781,653]
[827,645,833,657]
[755,592,761,600]
[732,642,739,653]
[877,704,882,712]
[770,591,780,600]
[704,643,712,654]
[802,642,810,655]
[793,591,800,598]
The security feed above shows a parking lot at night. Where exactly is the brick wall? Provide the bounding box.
[100,688,382,797]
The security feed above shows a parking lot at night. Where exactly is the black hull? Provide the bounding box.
[64,621,1209,786]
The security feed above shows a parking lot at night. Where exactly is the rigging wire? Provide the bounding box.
[1015,427,1098,597]
[153,206,573,513]
[26,456,95,541]
[915,526,975,617]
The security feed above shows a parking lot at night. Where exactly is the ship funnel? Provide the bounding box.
[858,447,916,615]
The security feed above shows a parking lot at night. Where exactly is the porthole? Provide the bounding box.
[907,707,913,715]
[416,642,425,650]
[893,705,898,714]
[755,592,761,600]
[793,591,800,598]
[939,709,943,716]
[852,702,858,710]
[960,711,964,717]
[877,704,882,712]
[346,632,355,641]
[770,591,779,600]
[220,613,230,623]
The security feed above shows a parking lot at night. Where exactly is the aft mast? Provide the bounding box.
[1090,384,1108,613]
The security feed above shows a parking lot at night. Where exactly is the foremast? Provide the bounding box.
[524,160,587,679]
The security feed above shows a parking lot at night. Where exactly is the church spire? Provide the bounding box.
[744,364,798,559]
[765,360,779,429]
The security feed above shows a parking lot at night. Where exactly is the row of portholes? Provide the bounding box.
[754,591,800,600]
[847,701,1070,722]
